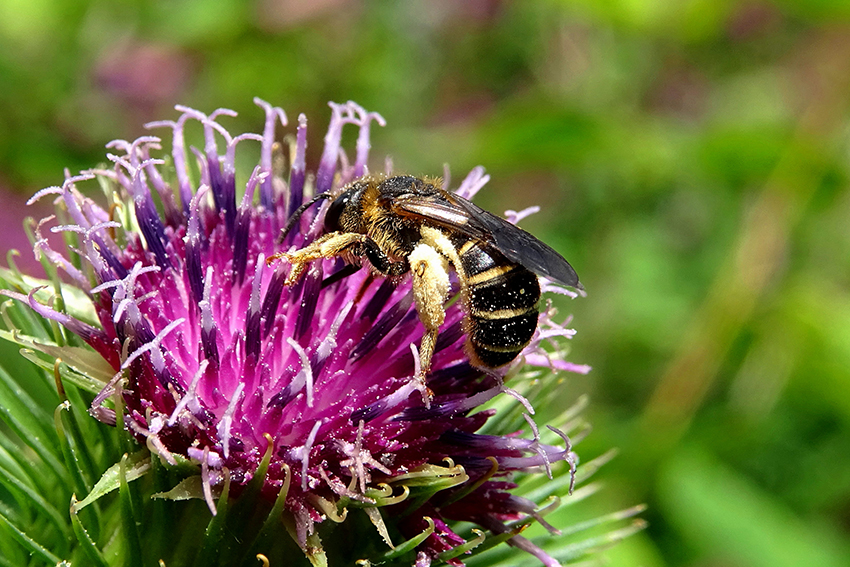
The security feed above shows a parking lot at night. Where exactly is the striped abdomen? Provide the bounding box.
[453,235,541,368]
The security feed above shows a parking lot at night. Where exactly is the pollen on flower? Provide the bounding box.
[339,420,392,493]
[3,98,590,566]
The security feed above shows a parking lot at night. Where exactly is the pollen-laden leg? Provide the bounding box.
[408,242,451,388]
[266,232,367,285]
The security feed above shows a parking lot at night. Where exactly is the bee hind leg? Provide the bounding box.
[266,232,366,285]
[408,243,451,392]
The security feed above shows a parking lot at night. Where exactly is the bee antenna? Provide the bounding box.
[277,193,334,243]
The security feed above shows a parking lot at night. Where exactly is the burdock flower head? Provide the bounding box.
[0,100,639,566]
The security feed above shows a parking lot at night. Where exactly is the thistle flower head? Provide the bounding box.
[1,99,609,566]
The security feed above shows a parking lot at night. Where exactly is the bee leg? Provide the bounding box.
[266,232,367,285]
[361,239,410,276]
[408,243,451,391]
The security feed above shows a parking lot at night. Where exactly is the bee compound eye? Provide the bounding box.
[324,192,351,232]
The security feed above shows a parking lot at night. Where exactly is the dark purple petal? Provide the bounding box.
[294,264,323,342]
[254,98,287,211]
[351,292,414,361]
[232,167,263,284]
[352,105,386,178]
[148,111,194,213]
[287,114,307,223]
[360,278,395,321]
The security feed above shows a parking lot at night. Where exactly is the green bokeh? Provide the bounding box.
[2,1,849,565]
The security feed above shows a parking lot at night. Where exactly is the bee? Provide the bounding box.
[267,175,582,387]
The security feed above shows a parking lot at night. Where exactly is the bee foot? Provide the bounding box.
[266,252,293,266]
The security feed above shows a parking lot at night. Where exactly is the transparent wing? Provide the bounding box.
[392,191,582,289]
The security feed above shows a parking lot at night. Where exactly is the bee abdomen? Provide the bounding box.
[467,309,539,367]
[455,237,541,368]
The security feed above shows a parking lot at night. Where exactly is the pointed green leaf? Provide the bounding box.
[56,386,103,491]
[73,450,151,512]
[0,364,66,480]
[10,334,115,390]
[194,471,232,567]
[0,461,70,545]
[55,401,99,519]
[381,516,435,561]
[70,496,110,567]
[242,465,291,566]
[119,453,145,567]
[438,529,485,562]
[0,430,56,498]
[151,475,205,501]
[0,507,63,565]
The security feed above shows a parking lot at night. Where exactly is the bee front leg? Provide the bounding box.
[408,243,451,390]
[266,232,367,285]
[361,239,410,277]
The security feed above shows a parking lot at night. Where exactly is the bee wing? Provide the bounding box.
[392,192,582,289]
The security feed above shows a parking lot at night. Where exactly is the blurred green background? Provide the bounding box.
[2,1,850,565]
